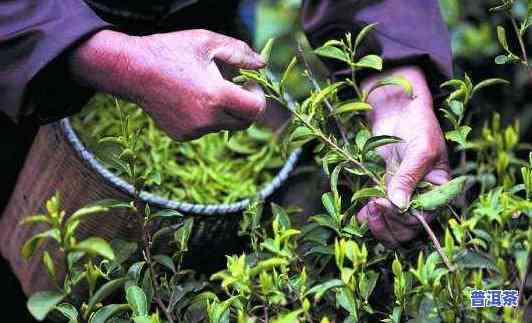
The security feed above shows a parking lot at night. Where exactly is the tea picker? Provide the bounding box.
[0,0,453,308]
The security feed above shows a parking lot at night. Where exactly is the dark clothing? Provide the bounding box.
[0,0,452,124]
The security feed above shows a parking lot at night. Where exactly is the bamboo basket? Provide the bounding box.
[0,119,301,294]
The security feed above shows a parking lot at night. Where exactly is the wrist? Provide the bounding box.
[69,29,142,101]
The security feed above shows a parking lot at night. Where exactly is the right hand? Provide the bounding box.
[69,29,267,140]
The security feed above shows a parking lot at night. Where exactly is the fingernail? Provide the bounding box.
[389,191,409,210]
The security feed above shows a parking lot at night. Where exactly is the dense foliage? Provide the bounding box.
[20,1,532,323]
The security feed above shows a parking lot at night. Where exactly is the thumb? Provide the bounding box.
[209,35,265,69]
[387,149,435,209]
[219,81,266,121]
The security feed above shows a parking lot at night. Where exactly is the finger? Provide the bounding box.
[388,147,437,209]
[424,168,451,185]
[357,199,399,247]
[218,82,266,122]
[208,34,265,69]
[371,198,432,243]
[216,111,252,131]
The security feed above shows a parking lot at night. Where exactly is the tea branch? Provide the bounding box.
[295,45,350,146]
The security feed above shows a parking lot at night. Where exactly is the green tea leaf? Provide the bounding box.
[260,38,275,63]
[54,303,78,323]
[497,25,510,51]
[445,126,471,147]
[85,277,129,319]
[351,187,385,202]
[153,254,176,273]
[472,78,510,94]
[306,279,345,301]
[126,286,148,317]
[27,290,65,321]
[363,135,402,155]
[354,23,378,51]
[72,237,115,260]
[333,101,372,115]
[22,229,61,259]
[89,304,130,323]
[280,57,298,95]
[272,309,304,323]
[148,209,183,223]
[354,55,383,71]
[314,46,350,63]
[42,251,56,280]
[453,250,500,272]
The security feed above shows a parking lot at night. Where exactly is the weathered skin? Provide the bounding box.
[357,66,452,246]
[69,29,267,141]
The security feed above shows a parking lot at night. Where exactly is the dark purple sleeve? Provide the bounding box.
[0,0,111,123]
[301,0,453,96]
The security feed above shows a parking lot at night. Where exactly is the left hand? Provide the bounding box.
[356,66,451,247]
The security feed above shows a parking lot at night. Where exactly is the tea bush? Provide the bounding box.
[20,1,531,322]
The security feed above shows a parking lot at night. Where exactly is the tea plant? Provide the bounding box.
[205,29,531,322]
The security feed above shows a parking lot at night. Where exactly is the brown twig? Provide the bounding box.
[518,253,531,306]
[412,211,455,272]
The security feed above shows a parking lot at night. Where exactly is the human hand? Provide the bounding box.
[69,29,266,140]
[356,66,451,246]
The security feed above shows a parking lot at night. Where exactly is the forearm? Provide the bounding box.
[69,30,141,102]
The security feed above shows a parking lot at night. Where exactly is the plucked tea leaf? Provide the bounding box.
[27,290,66,321]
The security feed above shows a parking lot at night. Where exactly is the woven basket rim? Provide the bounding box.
[60,118,301,216]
